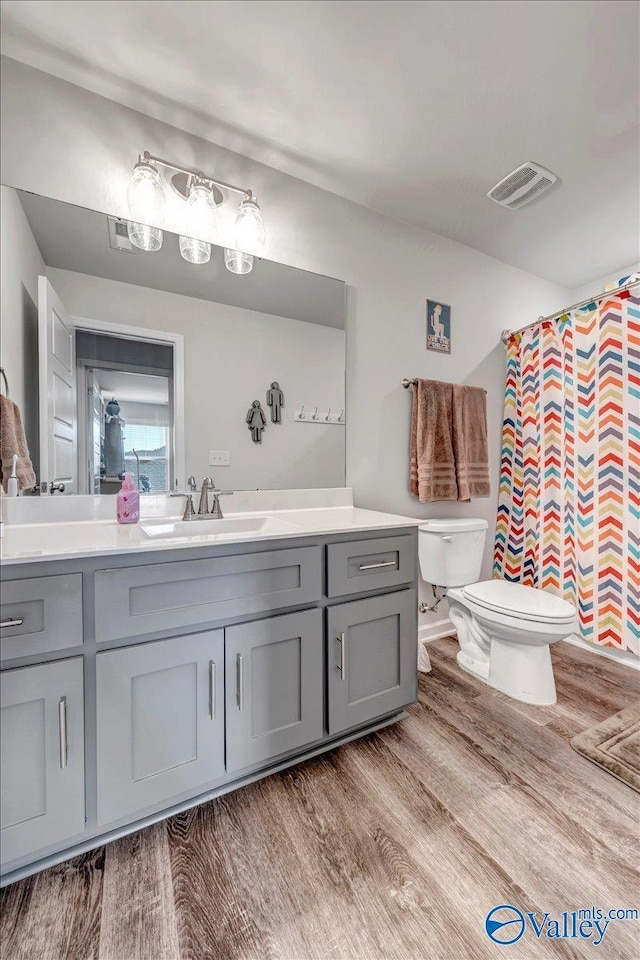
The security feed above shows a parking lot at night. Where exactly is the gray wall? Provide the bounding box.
[0,56,573,629]
[570,262,640,302]
[48,266,346,489]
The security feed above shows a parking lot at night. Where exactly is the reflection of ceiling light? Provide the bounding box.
[127,151,267,270]
[128,222,163,252]
[127,156,165,251]
[224,248,254,274]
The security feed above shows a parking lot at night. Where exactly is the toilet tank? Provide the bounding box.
[418,518,488,587]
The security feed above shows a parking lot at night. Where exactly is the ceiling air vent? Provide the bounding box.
[487,161,557,210]
[107,217,136,253]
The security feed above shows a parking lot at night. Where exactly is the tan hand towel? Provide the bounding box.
[410,379,458,502]
[452,384,490,501]
[0,394,36,491]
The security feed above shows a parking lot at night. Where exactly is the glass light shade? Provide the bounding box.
[234,194,266,255]
[179,180,218,264]
[179,235,211,264]
[185,180,219,241]
[127,161,165,227]
[127,221,163,252]
[224,248,254,274]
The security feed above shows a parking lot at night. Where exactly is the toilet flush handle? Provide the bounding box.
[441,536,453,543]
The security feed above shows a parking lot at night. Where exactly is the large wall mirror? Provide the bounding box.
[0,186,346,495]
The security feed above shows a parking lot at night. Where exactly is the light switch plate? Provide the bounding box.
[209,450,230,466]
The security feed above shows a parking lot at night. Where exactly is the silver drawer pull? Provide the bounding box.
[337,632,346,679]
[236,654,244,711]
[209,661,216,719]
[58,697,68,769]
[358,560,397,571]
[1,617,24,628]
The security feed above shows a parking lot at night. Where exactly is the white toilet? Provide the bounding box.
[418,519,577,705]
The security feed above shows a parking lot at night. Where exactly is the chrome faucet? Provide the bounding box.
[171,476,233,521]
[198,477,213,515]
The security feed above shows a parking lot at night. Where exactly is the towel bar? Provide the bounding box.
[402,377,486,394]
[0,367,9,397]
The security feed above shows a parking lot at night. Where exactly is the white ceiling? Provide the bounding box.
[2,0,638,287]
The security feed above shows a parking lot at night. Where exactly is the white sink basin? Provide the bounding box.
[140,515,298,540]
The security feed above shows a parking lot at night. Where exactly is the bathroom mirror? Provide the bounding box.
[0,186,346,494]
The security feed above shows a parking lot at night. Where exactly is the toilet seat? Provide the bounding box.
[462,580,576,625]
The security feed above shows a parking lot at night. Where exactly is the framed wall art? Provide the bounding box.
[426,299,451,354]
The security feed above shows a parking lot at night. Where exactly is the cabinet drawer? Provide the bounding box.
[326,536,416,598]
[94,547,321,643]
[0,575,83,663]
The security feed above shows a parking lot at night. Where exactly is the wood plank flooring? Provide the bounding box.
[2,638,639,960]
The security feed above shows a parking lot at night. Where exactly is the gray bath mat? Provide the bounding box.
[571,702,640,792]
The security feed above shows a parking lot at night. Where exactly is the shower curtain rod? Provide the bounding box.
[500,276,639,345]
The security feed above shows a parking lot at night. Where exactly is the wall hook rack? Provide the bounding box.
[294,406,345,425]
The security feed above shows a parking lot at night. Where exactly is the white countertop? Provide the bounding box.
[0,506,421,565]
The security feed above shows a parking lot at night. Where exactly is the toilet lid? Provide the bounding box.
[463,581,576,623]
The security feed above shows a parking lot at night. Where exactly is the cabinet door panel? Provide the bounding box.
[327,591,417,735]
[96,630,224,825]
[226,610,323,772]
[1,658,85,867]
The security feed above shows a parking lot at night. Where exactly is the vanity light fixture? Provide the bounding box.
[127,151,266,270]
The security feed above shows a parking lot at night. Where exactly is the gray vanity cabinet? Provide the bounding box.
[326,590,417,735]
[0,658,85,866]
[95,630,225,825]
[1,526,419,886]
[225,609,324,772]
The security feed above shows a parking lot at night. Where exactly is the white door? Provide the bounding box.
[38,277,77,495]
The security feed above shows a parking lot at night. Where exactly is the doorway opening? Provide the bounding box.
[74,324,184,496]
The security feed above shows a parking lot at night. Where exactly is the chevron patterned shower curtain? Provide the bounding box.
[493,284,639,653]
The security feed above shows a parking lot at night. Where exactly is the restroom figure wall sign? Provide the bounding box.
[246,400,267,442]
[266,381,284,423]
[426,299,452,354]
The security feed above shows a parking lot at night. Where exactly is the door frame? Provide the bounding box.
[38,276,78,494]
[72,317,185,493]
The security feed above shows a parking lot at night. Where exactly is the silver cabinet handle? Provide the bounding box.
[337,632,346,679]
[0,617,24,628]
[58,697,68,769]
[209,661,216,719]
[236,654,244,710]
[358,559,397,571]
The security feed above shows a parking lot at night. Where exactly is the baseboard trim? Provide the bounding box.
[419,617,455,645]
[562,633,640,671]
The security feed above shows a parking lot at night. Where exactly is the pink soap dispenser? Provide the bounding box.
[117,473,140,524]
